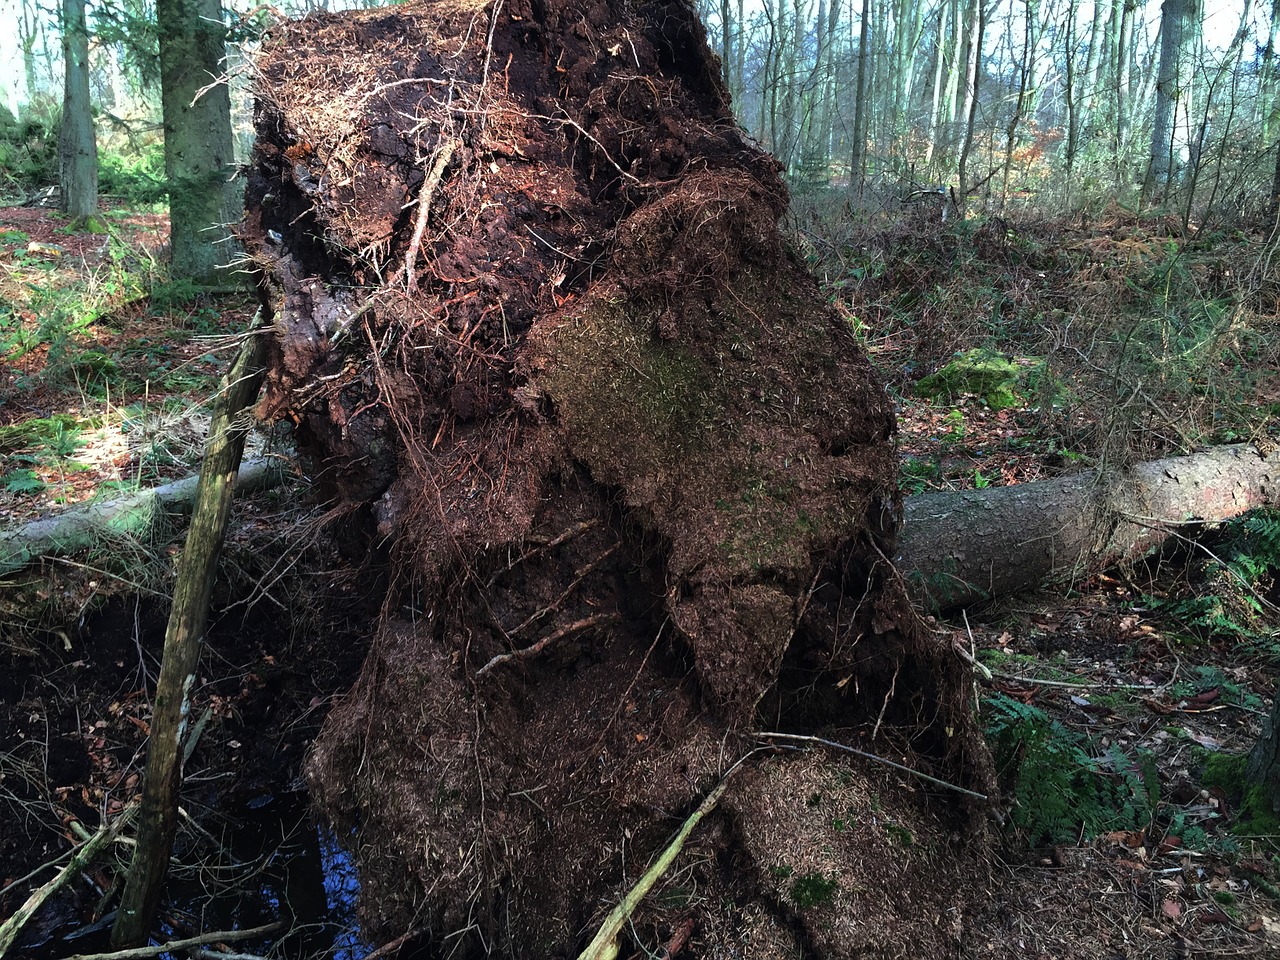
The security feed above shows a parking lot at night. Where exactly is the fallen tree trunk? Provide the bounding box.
[5,445,1272,614]
[0,460,286,576]
[898,443,1279,611]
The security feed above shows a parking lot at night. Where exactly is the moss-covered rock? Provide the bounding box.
[915,348,1024,410]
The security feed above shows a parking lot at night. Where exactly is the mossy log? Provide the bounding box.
[0,460,284,576]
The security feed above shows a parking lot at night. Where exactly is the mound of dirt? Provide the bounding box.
[244,1,994,955]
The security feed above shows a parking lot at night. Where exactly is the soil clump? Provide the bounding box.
[244,1,994,955]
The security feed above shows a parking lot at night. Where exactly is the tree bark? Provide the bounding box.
[897,444,1279,612]
[158,0,241,283]
[59,0,98,221]
[111,329,267,947]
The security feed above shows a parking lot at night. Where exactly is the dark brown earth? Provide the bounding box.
[242,0,993,955]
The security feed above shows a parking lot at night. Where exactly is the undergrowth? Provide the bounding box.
[794,198,1278,472]
[0,102,167,204]
[1144,509,1280,651]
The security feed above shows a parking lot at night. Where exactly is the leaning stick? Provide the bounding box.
[110,320,270,947]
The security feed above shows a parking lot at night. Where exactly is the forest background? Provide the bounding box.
[2,0,1280,957]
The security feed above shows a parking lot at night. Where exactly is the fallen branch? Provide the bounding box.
[0,459,287,577]
[0,810,134,959]
[66,921,285,960]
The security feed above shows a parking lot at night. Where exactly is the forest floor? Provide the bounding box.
[1,200,1279,958]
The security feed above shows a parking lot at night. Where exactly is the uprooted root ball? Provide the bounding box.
[246,0,994,955]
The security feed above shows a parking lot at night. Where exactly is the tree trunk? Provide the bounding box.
[19,0,42,106]
[849,0,872,193]
[924,1,949,167]
[1064,0,1079,177]
[158,0,241,284]
[1146,0,1200,201]
[59,0,98,221]
[1260,0,1280,139]
[1114,0,1135,175]
[957,0,985,206]
[720,0,732,91]
[898,444,1279,612]
[1000,0,1037,207]
[1082,0,1105,112]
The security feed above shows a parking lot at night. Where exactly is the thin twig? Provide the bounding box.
[753,731,987,800]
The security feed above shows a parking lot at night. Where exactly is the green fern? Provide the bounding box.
[1146,508,1280,643]
[984,694,1156,843]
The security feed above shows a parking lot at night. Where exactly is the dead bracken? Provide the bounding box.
[244,0,994,955]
